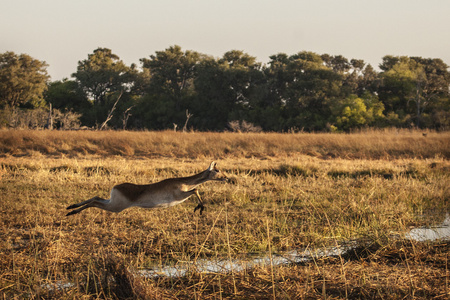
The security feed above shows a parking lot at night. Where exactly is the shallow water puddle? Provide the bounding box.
[405,214,450,242]
[42,215,450,290]
[137,242,357,279]
[41,281,76,291]
[140,215,450,279]
[41,244,356,291]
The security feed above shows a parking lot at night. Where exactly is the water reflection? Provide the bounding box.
[139,215,450,279]
[405,214,450,242]
[41,281,75,291]
[43,215,450,289]
[137,242,357,279]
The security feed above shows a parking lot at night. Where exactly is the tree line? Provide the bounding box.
[1,46,449,131]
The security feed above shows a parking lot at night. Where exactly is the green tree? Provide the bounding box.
[358,64,380,95]
[322,54,351,74]
[140,45,201,106]
[379,56,450,128]
[381,57,420,109]
[193,50,262,130]
[336,97,367,130]
[45,79,92,126]
[410,57,450,128]
[46,79,90,112]
[72,48,133,106]
[192,57,230,130]
[0,52,49,108]
[322,55,380,98]
[137,45,202,129]
[71,48,137,127]
[265,51,342,131]
[332,93,385,131]
[218,50,262,120]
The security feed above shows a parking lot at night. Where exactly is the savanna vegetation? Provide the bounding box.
[1,46,449,132]
[0,129,449,299]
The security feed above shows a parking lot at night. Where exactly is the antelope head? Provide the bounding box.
[206,161,228,182]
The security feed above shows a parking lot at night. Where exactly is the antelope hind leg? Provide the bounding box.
[193,190,205,215]
[66,196,102,210]
[66,204,92,216]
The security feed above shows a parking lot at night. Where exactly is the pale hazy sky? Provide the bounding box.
[2,0,449,80]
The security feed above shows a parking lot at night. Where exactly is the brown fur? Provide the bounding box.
[66,162,227,216]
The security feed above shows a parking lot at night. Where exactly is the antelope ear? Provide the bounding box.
[208,161,216,171]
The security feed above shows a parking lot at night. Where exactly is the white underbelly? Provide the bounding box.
[133,194,189,209]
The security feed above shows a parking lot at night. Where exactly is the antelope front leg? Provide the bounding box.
[193,189,205,215]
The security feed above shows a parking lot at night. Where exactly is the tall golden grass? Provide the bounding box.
[0,129,449,298]
[1,128,449,159]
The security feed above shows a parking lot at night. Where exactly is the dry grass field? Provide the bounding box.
[0,129,449,299]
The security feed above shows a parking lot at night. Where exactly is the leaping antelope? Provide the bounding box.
[66,162,227,216]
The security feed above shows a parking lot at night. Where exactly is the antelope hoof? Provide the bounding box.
[194,204,205,215]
